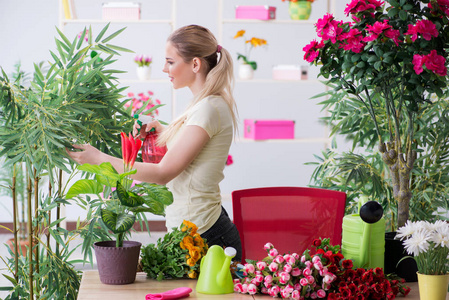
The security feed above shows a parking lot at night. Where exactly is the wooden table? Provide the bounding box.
[77,270,447,300]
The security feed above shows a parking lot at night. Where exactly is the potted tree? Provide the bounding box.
[304,0,449,229]
[304,0,449,279]
[66,132,173,285]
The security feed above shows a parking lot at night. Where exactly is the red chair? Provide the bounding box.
[232,187,346,262]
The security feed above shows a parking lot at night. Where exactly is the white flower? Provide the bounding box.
[396,220,420,240]
[430,221,449,248]
[403,229,431,256]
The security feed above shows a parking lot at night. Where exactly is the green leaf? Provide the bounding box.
[101,27,127,43]
[95,23,110,42]
[66,179,103,199]
[101,209,135,234]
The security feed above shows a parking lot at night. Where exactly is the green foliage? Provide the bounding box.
[67,162,173,248]
[0,23,135,182]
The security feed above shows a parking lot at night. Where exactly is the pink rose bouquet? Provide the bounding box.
[234,238,410,299]
[126,90,162,117]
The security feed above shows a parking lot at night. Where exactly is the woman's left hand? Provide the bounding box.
[66,144,103,165]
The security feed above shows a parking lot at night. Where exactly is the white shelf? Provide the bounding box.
[236,79,321,84]
[222,19,316,24]
[119,79,170,84]
[62,19,174,25]
[236,137,331,143]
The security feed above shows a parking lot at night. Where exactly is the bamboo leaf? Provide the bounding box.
[95,23,110,42]
[101,27,127,43]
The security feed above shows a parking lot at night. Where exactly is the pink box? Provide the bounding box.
[102,2,140,20]
[244,119,295,140]
[272,65,301,80]
[235,6,276,20]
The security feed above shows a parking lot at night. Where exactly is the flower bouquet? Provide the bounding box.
[140,220,208,280]
[396,220,449,275]
[234,238,410,299]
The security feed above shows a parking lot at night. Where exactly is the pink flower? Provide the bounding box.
[281,288,291,298]
[413,54,425,74]
[268,262,279,272]
[250,278,259,286]
[247,284,257,295]
[226,154,233,166]
[283,264,292,273]
[323,274,336,285]
[317,289,327,298]
[305,261,312,269]
[233,279,240,284]
[234,283,243,293]
[301,255,306,263]
[428,0,449,16]
[314,260,324,270]
[264,275,273,284]
[307,275,315,284]
[255,274,264,283]
[310,291,318,299]
[244,263,255,274]
[268,285,280,297]
[257,261,267,271]
[241,283,248,293]
[316,14,343,43]
[303,268,312,276]
[312,256,321,264]
[264,242,274,250]
[406,20,438,41]
[279,272,290,284]
[269,248,278,258]
[424,50,447,76]
[292,253,300,260]
[274,255,285,264]
[363,20,391,42]
[294,283,302,291]
[384,28,401,46]
[303,39,324,63]
[300,277,309,286]
[291,267,302,276]
[291,290,300,300]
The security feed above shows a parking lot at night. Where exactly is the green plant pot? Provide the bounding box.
[289,1,312,20]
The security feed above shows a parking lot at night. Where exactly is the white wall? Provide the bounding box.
[0,0,338,222]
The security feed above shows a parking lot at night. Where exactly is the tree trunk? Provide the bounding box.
[379,142,416,229]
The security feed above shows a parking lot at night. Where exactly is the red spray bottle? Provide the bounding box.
[134,114,167,164]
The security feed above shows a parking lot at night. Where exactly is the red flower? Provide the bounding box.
[342,259,353,269]
[312,238,322,247]
[303,39,324,63]
[424,50,447,76]
[120,132,142,170]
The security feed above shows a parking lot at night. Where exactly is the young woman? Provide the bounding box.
[67,25,242,261]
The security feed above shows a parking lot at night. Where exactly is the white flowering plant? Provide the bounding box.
[396,220,449,275]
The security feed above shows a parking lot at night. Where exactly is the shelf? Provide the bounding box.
[62,19,174,25]
[236,137,330,143]
[119,79,170,84]
[222,19,316,24]
[236,79,321,84]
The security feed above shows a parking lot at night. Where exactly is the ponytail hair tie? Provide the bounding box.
[217,45,222,53]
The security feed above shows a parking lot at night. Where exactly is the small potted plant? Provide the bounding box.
[233,30,267,80]
[134,54,152,80]
[396,220,449,300]
[67,132,173,285]
[281,0,316,20]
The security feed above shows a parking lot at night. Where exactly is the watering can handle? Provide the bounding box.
[359,195,370,268]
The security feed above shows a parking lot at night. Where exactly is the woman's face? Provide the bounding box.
[163,41,195,90]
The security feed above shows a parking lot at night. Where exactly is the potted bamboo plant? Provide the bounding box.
[0,24,136,298]
[66,132,173,284]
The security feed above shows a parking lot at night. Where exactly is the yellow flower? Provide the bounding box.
[180,241,186,250]
[234,30,246,39]
[182,220,198,235]
[187,258,196,267]
[188,270,197,279]
[247,38,267,47]
[189,248,201,261]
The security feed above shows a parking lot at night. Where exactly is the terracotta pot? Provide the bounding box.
[94,240,141,285]
[6,238,30,256]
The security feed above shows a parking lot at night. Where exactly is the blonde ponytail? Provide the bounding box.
[158,25,238,146]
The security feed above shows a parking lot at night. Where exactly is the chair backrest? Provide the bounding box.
[232,187,346,262]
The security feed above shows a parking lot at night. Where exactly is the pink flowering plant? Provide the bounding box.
[234,238,410,299]
[125,90,163,117]
[303,0,449,229]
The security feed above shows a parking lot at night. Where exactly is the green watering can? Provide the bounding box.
[196,245,236,294]
[341,196,385,269]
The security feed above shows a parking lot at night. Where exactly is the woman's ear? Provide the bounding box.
[192,57,201,73]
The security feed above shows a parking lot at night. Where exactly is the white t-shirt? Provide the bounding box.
[165,95,233,234]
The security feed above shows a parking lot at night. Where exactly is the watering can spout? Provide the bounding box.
[217,247,237,287]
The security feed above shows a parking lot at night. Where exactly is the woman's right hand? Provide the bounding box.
[133,119,164,139]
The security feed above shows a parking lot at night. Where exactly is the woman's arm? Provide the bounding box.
[67,125,210,185]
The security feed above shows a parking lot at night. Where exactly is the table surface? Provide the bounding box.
[77,270,446,300]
